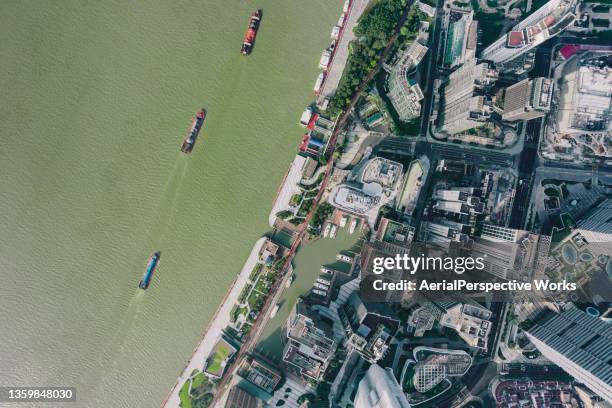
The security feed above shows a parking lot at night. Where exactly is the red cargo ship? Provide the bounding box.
[181,109,206,154]
[241,9,262,55]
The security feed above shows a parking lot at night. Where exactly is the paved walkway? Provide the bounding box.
[161,238,267,408]
[317,0,371,105]
[268,155,307,227]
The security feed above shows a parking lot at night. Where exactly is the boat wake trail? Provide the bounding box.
[102,154,189,371]
[146,154,189,246]
[103,289,145,371]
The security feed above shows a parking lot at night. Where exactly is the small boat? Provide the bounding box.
[337,253,352,263]
[181,109,206,154]
[316,278,331,286]
[314,72,325,93]
[340,216,348,228]
[140,251,161,289]
[323,223,331,238]
[331,25,340,40]
[312,289,327,297]
[320,267,333,275]
[319,50,331,70]
[285,275,294,288]
[349,219,358,234]
[241,9,262,55]
[343,0,351,13]
[314,282,329,290]
[330,224,338,238]
[270,303,280,318]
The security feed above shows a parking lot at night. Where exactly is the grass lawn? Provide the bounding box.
[206,340,234,376]
[230,306,248,323]
[544,187,560,197]
[238,284,252,304]
[247,289,264,311]
[255,276,271,293]
[249,263,263,281]
[191,372,206,389]
[179,379,192,408]
[403,365,416,393]
[552,227,572,244]
[475,11,504,48]
[561,213,575,229]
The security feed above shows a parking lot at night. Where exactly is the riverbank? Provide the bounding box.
[162,238,267,408]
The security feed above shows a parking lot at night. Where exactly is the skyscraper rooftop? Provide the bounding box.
[526,304,612,403]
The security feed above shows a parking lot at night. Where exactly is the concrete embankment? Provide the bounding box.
[268,155,307,227]
[161,237,267,408]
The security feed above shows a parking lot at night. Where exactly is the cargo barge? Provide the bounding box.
[241,9,262,55]
[140,251,161,289]
[181,109,206,154]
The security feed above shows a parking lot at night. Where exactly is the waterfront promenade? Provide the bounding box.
[161,237,267,408]
[206,5,416,406]
[317,0,371,105]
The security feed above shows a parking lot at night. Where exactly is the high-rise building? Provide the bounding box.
[502,77,554,121]
[574,198,612,257]
[436,58,498,135]
[481,224,520,242]
[338,292,400,363]
[526,304,612,403]
[354,364,411,408]
[437,301,492,350]
[387,41,428,122]
[480,0,578,74]
[432,187,484,224]
[422,220,470,249]
[471,226,539,280]
[282,300,336,381]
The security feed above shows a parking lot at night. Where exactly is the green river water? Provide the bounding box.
[0,1,340,407]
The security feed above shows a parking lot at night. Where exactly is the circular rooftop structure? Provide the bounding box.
[586,307,600,317]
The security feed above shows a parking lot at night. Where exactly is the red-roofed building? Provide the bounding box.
[507,31,525,47]
[559,44,580,60]
[544,15,555,27]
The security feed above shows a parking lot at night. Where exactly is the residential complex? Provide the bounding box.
[387,40,428,121]
[435,58,498,135]
[480,0,579,74]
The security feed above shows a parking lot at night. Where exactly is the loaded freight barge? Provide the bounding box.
[241,9,262,55]
[181,109,206,154]
[140,251,160,289]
